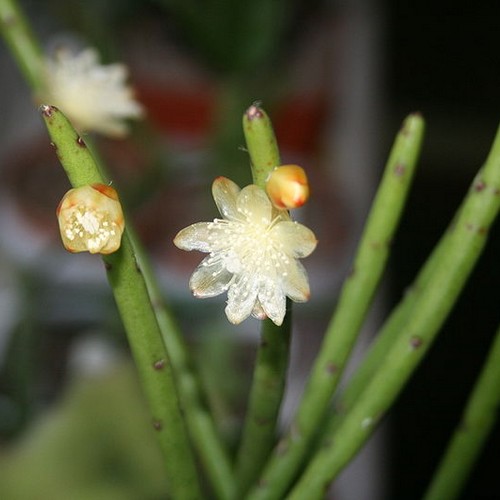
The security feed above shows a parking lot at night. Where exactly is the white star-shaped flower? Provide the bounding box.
[42,48,143,137]
[174,177,317,326]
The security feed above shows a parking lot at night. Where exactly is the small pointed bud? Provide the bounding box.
[266,165,310,209]
[56,183,125,254]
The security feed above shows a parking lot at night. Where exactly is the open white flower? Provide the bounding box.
[42,48,143,137]
[174,177,317,326]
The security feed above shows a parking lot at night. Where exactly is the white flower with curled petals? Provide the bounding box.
[42,48,143,137]
[174,177,317,326]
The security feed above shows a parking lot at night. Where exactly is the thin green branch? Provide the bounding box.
[329,213,449,428]
[288,121,500,498]
[40,105,202,499]
[55,119,236,498]
[233,104,291,494]
[235,308,291,496]
[47,106,234,498]
[0,0,44,92]
[1,0,234,489]
[248,113,425,500]
[423,322,500,500]
[243,103,280,188]
[132,228,235,499]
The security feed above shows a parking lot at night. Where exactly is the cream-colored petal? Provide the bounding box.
[44,48,143,137]
[225,275,259,324]
[258,280,286,326]
[251,300,267,320]
[212,177,242,221]
[189,256,232,297]
[272,220,317,258]
[173,222,214,252]
[237,185,272,226]
[281,259,310,302]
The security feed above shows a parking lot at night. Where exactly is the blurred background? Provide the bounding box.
[0,0,499,499]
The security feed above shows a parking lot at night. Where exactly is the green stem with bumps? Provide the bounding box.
[329,214,449,428]
[243,103,280,187]
[1,0,234,490]
[133,230,235,499]
[233,104,291,494]
[288,121,500,499]
[423,322,500,500]
[248,113,425,500]
[56,120,236,499]
[235,311,291,496]
[0,0,43,92]
[41,105,202,500]
[330,177,478,431]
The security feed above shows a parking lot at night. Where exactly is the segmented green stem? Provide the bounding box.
[132,229,235,499]
[0,0,43,91]
[41,105,202,499]
[329,215,448,428]
[235,310,291,496]
[423,322,500,500]
[233,104,291,494]
[243,103,280,188]
[1,0,233,490]
[288,121,500,499]
[248,113,425,500]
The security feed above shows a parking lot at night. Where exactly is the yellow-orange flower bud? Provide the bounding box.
[265,165,310,209]
[56,183,125,254]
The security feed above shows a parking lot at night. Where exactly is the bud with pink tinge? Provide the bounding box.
[266,165,310,209]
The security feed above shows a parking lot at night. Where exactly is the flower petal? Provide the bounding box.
[174,222,214,252]
[225,275,259,324]
[189,256,232,297]
[212,177,242,221]
[258,279,286,326]
[281,259,310,302]
[251,300,267,320]
[43,48,143,137]
[237,185,272,226]
[272,220,317,258]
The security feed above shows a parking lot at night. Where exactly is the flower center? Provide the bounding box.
[223,218,289,279]
[64,205,118,252]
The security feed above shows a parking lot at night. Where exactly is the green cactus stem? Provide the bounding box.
[0,0,43,92]
[248,113,425,500]
[243,103,280,188]
[423,321,500,500]
[288,120,500,499]
[0,0,234,492]
[233,104,291,494]
[329,213,449,428]
[41,104,202,499]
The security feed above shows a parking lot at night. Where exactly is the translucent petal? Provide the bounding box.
[258,280,286,326]
[237,185,272,226]
[281,259,311,302]
[190,256,232,297]
[272,221,317,258]
[44,48,143,137]
[251,300,267,320]
[173,222,214,252]
[212,177,242,221]
[225,275,259,324]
